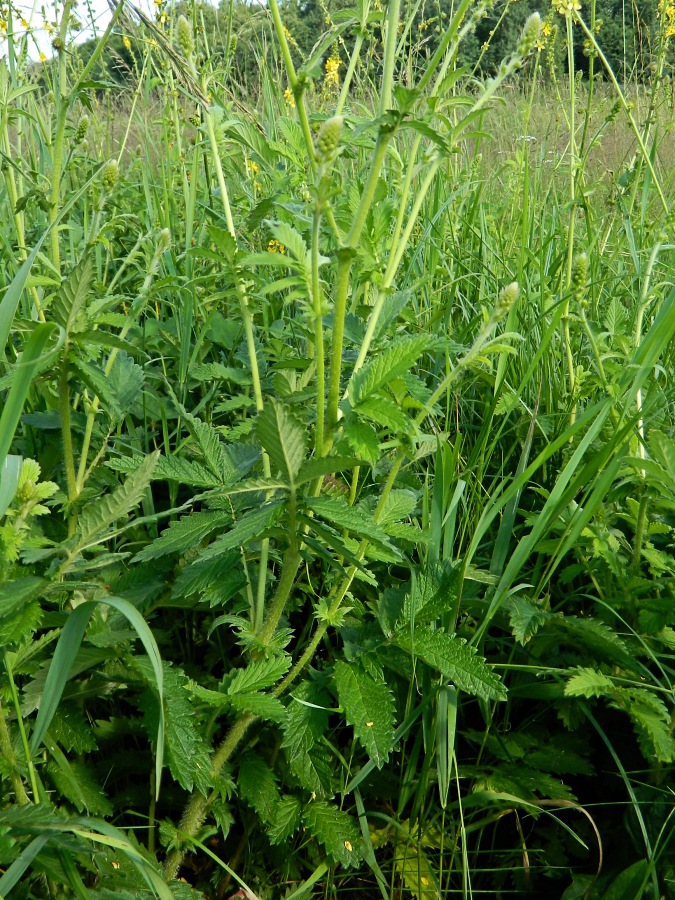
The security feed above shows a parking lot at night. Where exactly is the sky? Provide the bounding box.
[3,0,158,58]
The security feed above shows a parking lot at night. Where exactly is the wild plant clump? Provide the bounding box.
[0,0,674,897]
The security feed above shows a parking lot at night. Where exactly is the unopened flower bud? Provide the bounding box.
[101,159,119,192]
[572,252,588,304]
[495,281,520,318]
[517,12,542,57]
[315,114,344,164]
[74,114,89,144]
[177,15,194,60]
[157,228,171,253]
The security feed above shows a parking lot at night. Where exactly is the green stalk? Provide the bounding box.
[0,696,30,805]
[336,4,369,115]
[562,14,577,420]
[48,0,75,273]
[59,351,78,511]
[311,206,326,457]
[379,0,402,114]
[326,132,392,436]
[267,0,317,176]
[4,653,39,802]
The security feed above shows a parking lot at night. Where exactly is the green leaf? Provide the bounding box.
[0,324,62,474]
[228,692,287,722]
[505,596,550,645]
[256,399,307,484]
[238,752,280,825]
[302,801,362,867]
[355,397,412,434]
[135,510,232,562]
[75,452,159,550]
[0,455,22,518]
[195,503,283,561]
[137,661,210,794]
[348,335,435,405]
[45,750,113,816]
[171,551,245,606]
[227,656,292,695]
[106,351,145,422]
[31,596,165,798]
[342,418,380,467]
[0,577,47,620]
[268,795,302,845]
[564,667,615,699]
[333,660,395,768]
[377,489,418,525]
[603,859,649,900]
[51,257,93,335]
[397,627,506,701]
[282,683,333,797]
[305,496,396,553]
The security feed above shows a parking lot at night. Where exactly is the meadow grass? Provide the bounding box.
[1,0,675,897]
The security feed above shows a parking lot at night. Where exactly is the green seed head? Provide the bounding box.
[177,15,194,60]
[157,228,172,254]
[315,114,344,164]
[74,114,89,144]
[517,12,542,57]
[101,159,119,193]
[495,281,520,318]
[571,252,588,302]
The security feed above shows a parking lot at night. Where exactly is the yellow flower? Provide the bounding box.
[268,239,285,254]
[39,51,47,62]
[323,51,341,94]
[283,86,295,108]
[553,0,581,15]
[542,20,552,36]
[0,17,7,32]
[123,35,131,50]
[20,17,29,27]
[246,159,259,176]
[659,0,675,38]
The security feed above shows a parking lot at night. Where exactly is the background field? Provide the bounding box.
[1,0,675,897]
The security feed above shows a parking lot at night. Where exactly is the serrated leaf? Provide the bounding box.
[356,397,411,434]
[302,801,362,867]
[138,661,211,794]
[564,667,615,698]
[195,503,283,561]
[333,660,395,768]
[399,565,461,627]
[505,596,550,645]
[256,399,307,483]
[348,335,435,405]
[134,510,232,562]
[282,683,333,796]
[228,656,292,695]
[51,256,93,335]
[238,752,280,825]
[397,627,506,701]
[342,418,380,466]
[267,221,309,264]
[172,551,245,605]
[106,351,145,423]
[0,577,47,619]
[269,795,302,845]
[75,452,159,550]
[377,489,418,525]
[176,403,233,482]
[229,692,287,722]
[306,496,396,553]
[45,752,112,816]
[296,456,364,485]
[190,363,250,385]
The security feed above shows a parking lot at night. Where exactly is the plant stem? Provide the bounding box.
[0,696,30,805]
[311,205,326,457]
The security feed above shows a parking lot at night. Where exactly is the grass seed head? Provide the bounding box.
[518,12,542,57]
[496,281,520,318]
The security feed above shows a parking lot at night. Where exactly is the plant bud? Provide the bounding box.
[517,12,542,57]
[177,15,194,60]
[157,228,172,253]
[101,159,119,193]
[571,252,588,295]
[315,114,344,164]
[495,281,519,318]
[74,114,89,144]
